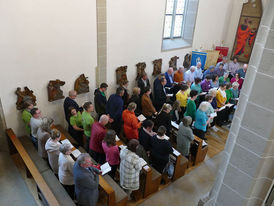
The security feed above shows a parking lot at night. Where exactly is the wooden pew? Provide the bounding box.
[192,136,208,165]
[55,125,128,206]
[6,128,66,206]
[171,121,208,166]
[170,148,188,181]
[116,137,162,198]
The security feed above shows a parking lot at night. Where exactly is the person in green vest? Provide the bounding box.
[69,106,84,146]
[82,101,95,152]
[184,90,198,121]
[21,100,34,135]
[225,83,233,103]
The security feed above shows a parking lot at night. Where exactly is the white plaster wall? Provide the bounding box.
[0,0,97,135]
[106,0,233,95]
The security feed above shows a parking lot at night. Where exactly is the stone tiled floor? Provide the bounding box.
[138,153,222,206]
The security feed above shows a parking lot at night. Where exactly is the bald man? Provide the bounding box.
[237,64,248,78]
[64,90,81,127]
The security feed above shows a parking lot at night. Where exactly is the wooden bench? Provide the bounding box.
[55,125,128,206]
[6,128,74,206]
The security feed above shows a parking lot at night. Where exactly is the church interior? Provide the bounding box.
[0,0,273,206]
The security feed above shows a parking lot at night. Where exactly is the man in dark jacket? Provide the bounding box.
[106,87,124,135]
[137,72,150,96]
[63,90,82,134]
[154,78,167,111]
[94,83,108,118]
[73,153,100,206]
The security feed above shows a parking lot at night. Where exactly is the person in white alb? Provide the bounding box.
[184,66,196,84]
[194,62,203,79]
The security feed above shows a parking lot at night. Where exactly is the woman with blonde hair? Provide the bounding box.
[37,117,54,159]
[155,103,172,136]
[128,87,141,116]
[193,102,211,140]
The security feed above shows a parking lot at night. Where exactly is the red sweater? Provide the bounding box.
[122,109,141,140]
[89,122,106,153]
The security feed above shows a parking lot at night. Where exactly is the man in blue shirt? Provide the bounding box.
[194,62,203,79]
[164,67,174,88]
[237,64,248,78]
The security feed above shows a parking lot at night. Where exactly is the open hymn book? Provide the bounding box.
[100,162,111,175]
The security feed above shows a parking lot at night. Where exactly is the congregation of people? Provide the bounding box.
[20,56,246,206]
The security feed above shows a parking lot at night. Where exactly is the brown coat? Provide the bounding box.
[141,94,156,117]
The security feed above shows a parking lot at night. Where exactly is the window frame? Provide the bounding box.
[163,0,186,39]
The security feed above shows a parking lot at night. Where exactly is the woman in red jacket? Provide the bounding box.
[122,102,142,140]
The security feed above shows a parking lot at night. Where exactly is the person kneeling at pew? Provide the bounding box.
[120,139,144,199]
[150,126,173,178]
[58,143,75,200]
[73,153,100,206]
[177,116,194,158]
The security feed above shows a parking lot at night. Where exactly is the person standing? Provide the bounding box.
[89,115,109,164]
[58,143,75,199]
[173,66,184,84]
[30,108,43,149]
[137,72,150,96]
[106,87,124,135]
[37,117,53,159]
[73,153,100,206]
[154,77,167,111]
[193,102,211,140]
[184,90,198,121]
[194,62,203,79]
[21,100,34,135]
[94,83,108,118]
[177,116,194,157]
[82,102,95,152]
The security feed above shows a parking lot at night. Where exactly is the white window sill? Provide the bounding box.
[162,38,192,51]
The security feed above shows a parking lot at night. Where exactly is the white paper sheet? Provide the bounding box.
[115,135,120,141]
[71,149,81,158]
[210,112,217,118]
[143,165,150,171]
[166,93,173,97]
[202,140,208,147]
[172,148,180,156]
[140,158,147,167]
[100,162,112,175]
[199,92,207,95]
[61,139,73,149]
[218,106,226,111]
[226,103,234,107]
[171,121,179,129]
[137,114,146,122]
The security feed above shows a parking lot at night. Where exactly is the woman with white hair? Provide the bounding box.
[45,129,61,174]
[58,143,74,199]
[230,82,239,104]
[208,88,218,110]
[177,116,194,157]
[37,117,53,159]
[193,102,211,140]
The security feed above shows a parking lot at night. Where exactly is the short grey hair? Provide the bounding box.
[127,102,137,111]
[59,143,72,154]
[182,116,192,127]
[190,66,195,71]
[208,88,217,96]
[199,102,209,112]
[232,82,239,88]
[76,153,91,166]
[40,117,54,132]
[69,90,77,97]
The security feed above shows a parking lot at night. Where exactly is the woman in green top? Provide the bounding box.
[190,78,202,105]
[219,72,230,84]
[22,100,34,135]
[184,90,198,121]
[69,106,84,146]
[82,102,95,152]
[225,83,233,103]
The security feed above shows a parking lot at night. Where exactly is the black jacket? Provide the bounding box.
[64,97,81,123]
[128,95,141,116]
[155,111,172,136]
[137,78,150,96]
[94,88,107,116]
[154,84,167,111]
[139,127,152,152]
